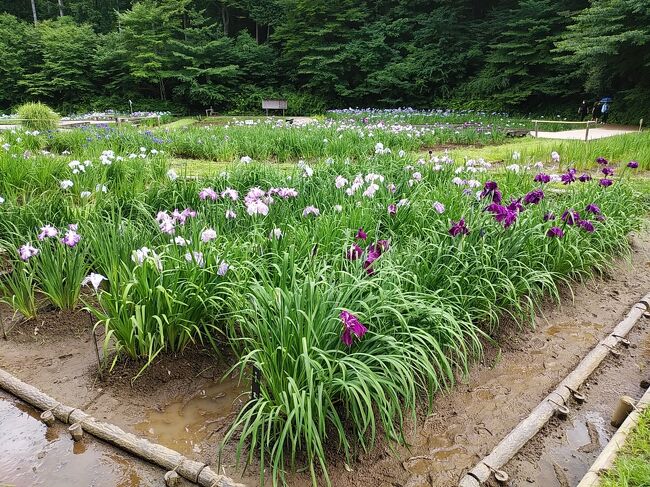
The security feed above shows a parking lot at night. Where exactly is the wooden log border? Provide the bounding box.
[0,367,246,487]
[459,291,650,487]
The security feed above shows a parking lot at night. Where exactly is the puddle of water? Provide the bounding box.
[565,411,609,450]
[545,321,604,341]
[0,392,142,487]
[135,378,248,456]
[525,413,611,487]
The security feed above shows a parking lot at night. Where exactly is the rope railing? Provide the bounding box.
[531,119,595,141]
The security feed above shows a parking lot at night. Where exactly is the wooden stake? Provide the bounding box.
[41,410,55,426]
[164,470,181,486]
[69,422,83,441]
[611,396,635,427]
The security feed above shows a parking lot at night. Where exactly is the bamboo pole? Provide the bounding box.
[459,291,650,487]
[0,368,245,487]
[577,386,650,487]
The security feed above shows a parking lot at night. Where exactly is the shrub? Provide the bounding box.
[16,102,60,131]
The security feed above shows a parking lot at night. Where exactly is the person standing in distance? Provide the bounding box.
[578,100,589,121]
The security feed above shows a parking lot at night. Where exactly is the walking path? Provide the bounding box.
[531,125,638,141]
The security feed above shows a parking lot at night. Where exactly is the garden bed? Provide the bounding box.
[1,227,649,486]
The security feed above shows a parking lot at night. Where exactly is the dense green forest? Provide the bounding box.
[1,0,649,121]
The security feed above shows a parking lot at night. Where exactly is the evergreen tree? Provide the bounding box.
[556,0,650,119]
[0,0,647,120]
[463,0,585,108]
[0,14,30,108]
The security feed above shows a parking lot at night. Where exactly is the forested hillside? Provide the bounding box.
[1,0,648,121]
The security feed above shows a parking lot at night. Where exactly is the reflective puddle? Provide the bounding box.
[0,391,142,487]
[135,378,248,456]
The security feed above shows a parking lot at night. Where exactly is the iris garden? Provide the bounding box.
[0,112,646,485]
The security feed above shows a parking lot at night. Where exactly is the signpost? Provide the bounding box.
[262,99,288,116]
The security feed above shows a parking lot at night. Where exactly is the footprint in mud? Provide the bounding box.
[577,421,601,453]
[553,462,570,487]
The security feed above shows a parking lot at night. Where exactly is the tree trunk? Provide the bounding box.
[255,22,259,43]
[221,4,229,36]
[30,0,38,24]
[58,0,64,17]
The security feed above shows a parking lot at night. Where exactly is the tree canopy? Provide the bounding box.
[0,0,648,121]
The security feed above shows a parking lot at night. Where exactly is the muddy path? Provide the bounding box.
[499,319,650,487]
[0,226,649,487]
[0,389,194,487]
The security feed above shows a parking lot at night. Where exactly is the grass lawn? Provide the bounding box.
[446,131,650,169]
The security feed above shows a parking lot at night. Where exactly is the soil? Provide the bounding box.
[0,389,194,487]
[498,318,650,487]
[0,225,649,487]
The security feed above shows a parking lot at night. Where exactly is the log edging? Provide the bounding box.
[458,291,650,487]
[0,367,246,487]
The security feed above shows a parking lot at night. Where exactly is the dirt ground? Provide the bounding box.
[531,124,637,141]
[500,318,650,487]
[0,389,194,487]
[1,225,649,487]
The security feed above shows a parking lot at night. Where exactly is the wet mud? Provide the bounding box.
[0,390,184,487]
[501,318,650,487]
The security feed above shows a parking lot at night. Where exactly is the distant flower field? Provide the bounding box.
[0,116,646,485]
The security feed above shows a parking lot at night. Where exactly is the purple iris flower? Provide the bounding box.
[561,209,580,225]
[561,169,577,185]
[585,204,601,215]
[599,178,613,187]
[483,181,498,191]
[487,203,518,228]
[601,166,614,176]
[534,173,551,184]
[578,220,595,233]
[340,310,368,347]
[508,198,524,213]
[387,204,397,215]
[543,212,556,222]
[61,230,81,247]
[346,243,364,261]
[596,157,608,165]
[578,173,592,182]
[524,189,544,205]
[362,241,389,274]
[449,219,469,237]
[355,228,367,240]
[19,243,40,261]
[627,161,639,169]
[378,240,390,252]
[547,227,564,238]
[480,181,502,203]
[362,246,382,275]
